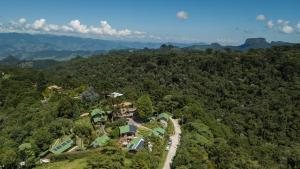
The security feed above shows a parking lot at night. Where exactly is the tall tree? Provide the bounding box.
[137,94,153,119]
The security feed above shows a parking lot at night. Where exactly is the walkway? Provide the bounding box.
[163,118,181,169]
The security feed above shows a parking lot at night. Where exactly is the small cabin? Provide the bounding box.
[49,138,74,155]
[152,127,166,138]
[119,124,137,137]
[127,137,144,152]
[158,113,171,122]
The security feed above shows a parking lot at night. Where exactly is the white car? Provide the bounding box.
[165,145,170,151]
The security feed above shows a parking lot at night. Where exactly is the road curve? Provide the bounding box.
[163,118,181,169]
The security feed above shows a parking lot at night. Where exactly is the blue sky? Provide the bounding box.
[0,0,299,44]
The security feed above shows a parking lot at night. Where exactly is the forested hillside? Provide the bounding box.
[0,45,299,169]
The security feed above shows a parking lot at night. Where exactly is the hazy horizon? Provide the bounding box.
[0,0,299,45]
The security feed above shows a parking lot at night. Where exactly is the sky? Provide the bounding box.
[0,0,299,45]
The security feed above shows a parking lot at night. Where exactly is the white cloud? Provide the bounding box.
[118,29,131,36]
[33,19,46,29]
[86,20,134,36]
[176,11,189,20]
[100,21,117,35]
[257,15,299,34]
[61,25,73,32]
[19,18,26,24]
[47,24,59,31]
[277,19,283,24]
[0,17,153,39]
[69,20,89,33]
[281,25,294,34]
[256,14,266,21]
[267,20,274,28]
[133,31,145,35]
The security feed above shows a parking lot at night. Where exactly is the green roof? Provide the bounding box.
[119,125,130,134]
[49,139,74,154]
[158,113,171,120]
[119,124,136,135]
[153,127,165,136]
[127,137,144,150]
[91,135,110,147]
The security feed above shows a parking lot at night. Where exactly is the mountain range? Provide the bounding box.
[186,38,295,51]
[0,33,296,60]
[0,33,205,60]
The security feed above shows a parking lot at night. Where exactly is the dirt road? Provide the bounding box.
[163,118,181,169]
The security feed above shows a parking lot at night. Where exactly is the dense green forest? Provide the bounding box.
[0,44,300,169]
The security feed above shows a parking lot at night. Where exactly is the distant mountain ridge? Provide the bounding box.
[187,38,296,51]
[0,33,297,60]
[0,33,204,60]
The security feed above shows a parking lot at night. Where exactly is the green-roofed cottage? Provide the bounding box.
[49,138,74,155]
[119,124,137,137]
[127,137,144,151]
[158,113,171,121]
[90,135,110,148]
[152,127,166,137]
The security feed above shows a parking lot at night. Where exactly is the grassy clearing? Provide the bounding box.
[35,158,88,169]
[36,149,101,169]
[144,120,163,129]
[137,127,152,137]
[157,139,168,169]
[167,119,174,136]
[75,116,93,129]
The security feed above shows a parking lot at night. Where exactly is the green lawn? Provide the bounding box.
[158,151,168,169]
[137,127,152,137]
[35,149,101,169]
[75,116,93,129]
[167,120,174,136]
[35,158,88,169]
[144,121,163,129]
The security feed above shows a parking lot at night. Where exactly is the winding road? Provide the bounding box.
[129,117,181,169]
[163,118,181,169]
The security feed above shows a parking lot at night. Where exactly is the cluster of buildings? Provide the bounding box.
[39,92,172,163]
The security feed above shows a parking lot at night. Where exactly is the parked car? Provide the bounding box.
[168,139,172,146]
[165,145,170,151]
